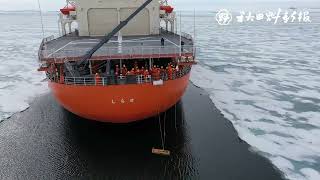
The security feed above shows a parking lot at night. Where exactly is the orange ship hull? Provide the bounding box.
[49,73,190,123]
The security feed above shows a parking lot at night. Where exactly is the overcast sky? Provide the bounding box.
[0,0,318,11]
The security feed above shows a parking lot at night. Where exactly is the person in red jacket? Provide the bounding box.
[160,66,165,79]
[167,65,173,80]
[141,67,145,75]
[59,66,64,84]
[143,69,150,82]
[95,73,101,85]
[115,65,120,75]
[154,66,161,80]
[135,68,141,75]
[121,65,128,76]
[134,61,138,71]
[130,68,135,75]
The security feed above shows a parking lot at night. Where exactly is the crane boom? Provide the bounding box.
[77,0,153,66]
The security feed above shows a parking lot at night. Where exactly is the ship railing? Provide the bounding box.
[43,35,55,43]
[39,45,196,62]
[38,35,56,62]
[181,32,194,42]
[62,67,191,86]
[160,27,194,42]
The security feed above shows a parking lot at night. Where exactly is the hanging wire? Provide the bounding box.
[175,103,177,132]
[158,113,165,150]
[194,8,196,45]
[37,0,45,38]
[179,11,182,57]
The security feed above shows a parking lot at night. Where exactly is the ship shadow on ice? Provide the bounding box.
[61,101,199,179]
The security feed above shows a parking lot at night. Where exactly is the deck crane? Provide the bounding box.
[65,0,153,76]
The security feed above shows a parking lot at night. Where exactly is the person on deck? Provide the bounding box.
[135,68,141,75]
[55,68,59,83]
[48,63,54,81]
[151,65,156,79]
[167,65,173,80]
[141,67,145,75]
[154,68,160,80]
[126,69,131,76]
[115,65,120,75]
[144,69,150,82]
[152,66,156,72]
[59,66,64,84]
[161,38,165,47]
[150,65,157,80]
[121,65,128,76]
[134,61,138,71]
[130,68,135,75]
[95,73,102,86]
[143,69,150,78]
[181,41,185,52]
[160,66,165,79]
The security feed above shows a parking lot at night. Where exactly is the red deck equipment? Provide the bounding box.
[60,5,75,15]
[160,6,174,13]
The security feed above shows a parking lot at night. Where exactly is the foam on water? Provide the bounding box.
[0,12,59,121]
[185,10,320,180]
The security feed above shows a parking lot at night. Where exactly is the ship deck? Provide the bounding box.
[40,31,194,63]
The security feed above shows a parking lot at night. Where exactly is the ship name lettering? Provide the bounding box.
[111,98,135,104]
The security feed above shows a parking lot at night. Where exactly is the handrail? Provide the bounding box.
[181,32,193,41]
[50,66,192,86]
[39,45,196,62]
[160,28,194,42]
[38,35,55,62]
[79,0,154,65]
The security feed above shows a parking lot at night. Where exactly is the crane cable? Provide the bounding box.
[157,109,167,150]
[37,0,45,39]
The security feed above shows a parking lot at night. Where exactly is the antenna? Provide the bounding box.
[193,8,196,55]
[194,8,196,45]
[179,11,182,57]
[37,0,45,38]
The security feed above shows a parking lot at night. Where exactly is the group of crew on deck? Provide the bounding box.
[47,60,189,85]
[94,61,183,83]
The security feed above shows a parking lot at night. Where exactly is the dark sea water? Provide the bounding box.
[185,9,320,180]
[0,8,319,180]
